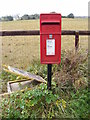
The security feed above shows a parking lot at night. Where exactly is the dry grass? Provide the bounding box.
[54,50,88,90]
[0,18,88,69]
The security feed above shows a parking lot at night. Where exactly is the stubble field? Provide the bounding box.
[0,18,88,69]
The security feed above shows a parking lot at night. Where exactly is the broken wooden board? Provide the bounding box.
[0,87,30,100]
[3,65,46,83]
[7,79,41,93]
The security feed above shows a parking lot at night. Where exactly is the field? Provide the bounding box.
[0,18,88,69]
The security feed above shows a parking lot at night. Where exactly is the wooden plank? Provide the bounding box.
[0,30,90,36]
[7,79,34,93]
[3,66,47,83]
[79,31,90,35]
[62,30,75,35]
[0,88,31,98]
[0,30,40,36]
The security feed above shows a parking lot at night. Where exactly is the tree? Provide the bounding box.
[34,14,40,19]
[62,16,67,18]
[1,16,13,21]
[29,14,39,19]
[67,13,74,18]
[21,14,30,20]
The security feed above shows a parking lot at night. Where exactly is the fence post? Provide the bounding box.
[75,31,79,51]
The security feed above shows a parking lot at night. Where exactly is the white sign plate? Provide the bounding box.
[46,39,55,55]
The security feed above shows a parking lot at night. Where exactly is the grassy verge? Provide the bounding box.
[0,49,89,119]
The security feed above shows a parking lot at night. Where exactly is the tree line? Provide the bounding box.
[0,13,74,22]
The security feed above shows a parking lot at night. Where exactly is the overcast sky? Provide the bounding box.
[0,0,89,17]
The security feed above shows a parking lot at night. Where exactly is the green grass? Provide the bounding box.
[0,49,89,119]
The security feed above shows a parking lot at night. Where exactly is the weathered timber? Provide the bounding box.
[0,30,90,36]
[0,30,40,36]
[75,31,79,50]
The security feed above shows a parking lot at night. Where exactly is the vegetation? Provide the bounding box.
[29,14,40,19]
[21,14,40,20]
[67,13,74,18]
[1,14,40,21]
[1,16,13,21]
[21,14,30,20]
[0,50,89,119]
[0,13,75,21]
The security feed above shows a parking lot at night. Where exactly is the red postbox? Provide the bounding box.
[40,13,61,64]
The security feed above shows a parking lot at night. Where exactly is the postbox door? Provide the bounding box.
[40,34,61,64]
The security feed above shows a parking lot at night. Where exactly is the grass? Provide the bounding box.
[0,49,89,119]
[0,18,88,69]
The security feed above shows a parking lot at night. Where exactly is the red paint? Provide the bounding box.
[40,13,61,64]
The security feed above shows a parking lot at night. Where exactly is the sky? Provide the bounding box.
[0,0,89,17]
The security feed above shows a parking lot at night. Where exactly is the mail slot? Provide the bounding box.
[40,13,61,64]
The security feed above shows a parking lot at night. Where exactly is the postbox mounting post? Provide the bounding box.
[47,64,52,90]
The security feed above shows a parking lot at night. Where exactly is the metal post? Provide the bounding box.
[47,64,52,90]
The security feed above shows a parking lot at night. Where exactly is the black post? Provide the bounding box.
[47,64,52,90]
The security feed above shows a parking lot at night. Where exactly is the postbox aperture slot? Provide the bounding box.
[41,21,60,25]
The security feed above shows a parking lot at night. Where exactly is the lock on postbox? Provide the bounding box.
[40,13,61,64]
